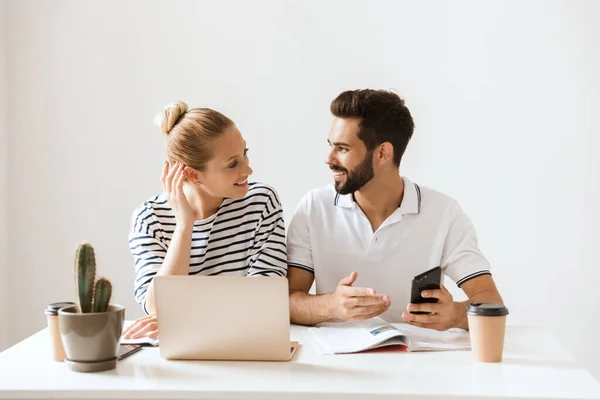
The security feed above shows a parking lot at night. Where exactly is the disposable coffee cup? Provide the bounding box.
[45,302,76,362]
[466,303,509,363]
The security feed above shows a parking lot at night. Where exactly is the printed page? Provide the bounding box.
[307,317,407,354]
[395,323,470,351]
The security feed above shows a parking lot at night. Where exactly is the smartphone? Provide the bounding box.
[410,266,442,315]
[117,344,142,360]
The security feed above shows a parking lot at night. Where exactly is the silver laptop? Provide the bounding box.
[154,275,298,361]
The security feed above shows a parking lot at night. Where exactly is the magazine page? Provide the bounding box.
[307,317,408,354]
[395,323,470,351]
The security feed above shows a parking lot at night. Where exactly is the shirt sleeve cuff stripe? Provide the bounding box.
[456,270,491,287]
[288,262,314,273]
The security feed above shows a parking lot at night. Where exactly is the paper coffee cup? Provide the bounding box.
[466,303,509,363]
[45,302,76,362]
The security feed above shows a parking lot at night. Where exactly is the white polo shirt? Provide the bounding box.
[287,176,491,322]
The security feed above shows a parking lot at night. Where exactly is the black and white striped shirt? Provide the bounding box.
[128,182,287,313]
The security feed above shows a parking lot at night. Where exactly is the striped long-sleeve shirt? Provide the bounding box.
[128,182,287,313]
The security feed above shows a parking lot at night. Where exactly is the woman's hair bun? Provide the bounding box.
[154,101,189,136]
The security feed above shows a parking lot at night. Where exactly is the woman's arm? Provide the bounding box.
[247,185,288,277]
[130,162,195,314]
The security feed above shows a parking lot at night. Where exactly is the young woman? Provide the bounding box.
[123,101,287,340]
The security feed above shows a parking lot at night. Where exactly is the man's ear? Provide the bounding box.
[376,142,394,165]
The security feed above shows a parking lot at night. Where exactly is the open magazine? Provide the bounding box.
[306,317,471,355]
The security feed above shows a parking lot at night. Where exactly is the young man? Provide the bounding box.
[287,89,503,331]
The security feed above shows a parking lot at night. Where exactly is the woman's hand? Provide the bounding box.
[161,161,194,226]
[122,314,159,340]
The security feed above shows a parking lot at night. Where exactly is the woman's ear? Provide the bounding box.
[183,167,202,184]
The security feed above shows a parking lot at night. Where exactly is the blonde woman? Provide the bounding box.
[123,102,287,340]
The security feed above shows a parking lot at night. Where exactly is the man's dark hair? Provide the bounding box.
[330,89,415,166]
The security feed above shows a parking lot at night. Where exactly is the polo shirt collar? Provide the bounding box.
[333,176,421,215]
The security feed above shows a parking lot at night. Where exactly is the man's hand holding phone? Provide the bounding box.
[403,266,460,331]
[329,271,391,321]
[402,284,460,331]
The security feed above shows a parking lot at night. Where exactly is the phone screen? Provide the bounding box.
[117,344,142,360]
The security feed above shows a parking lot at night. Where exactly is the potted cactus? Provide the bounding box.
[58,242,125,372]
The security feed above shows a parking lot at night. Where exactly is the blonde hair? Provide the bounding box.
[154,101,233,170]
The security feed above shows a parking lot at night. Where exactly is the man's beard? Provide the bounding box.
[331,152,375,195]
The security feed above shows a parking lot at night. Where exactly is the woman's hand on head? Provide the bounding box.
[121,314,159,340]
[161,161,195,226]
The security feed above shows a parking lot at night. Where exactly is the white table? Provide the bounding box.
[1,324,599,400]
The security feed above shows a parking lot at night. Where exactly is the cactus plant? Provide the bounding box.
[92,278,112,313]
[74,242,112,313]
[75,243,96,313]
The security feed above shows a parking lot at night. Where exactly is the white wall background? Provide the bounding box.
[0,0,8,351]
[2,0,599,379]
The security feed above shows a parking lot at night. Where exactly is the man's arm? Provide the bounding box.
[288,267,391,326]
[452,274,503,330]
[402,274,503,331]
[288,267,333,325]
